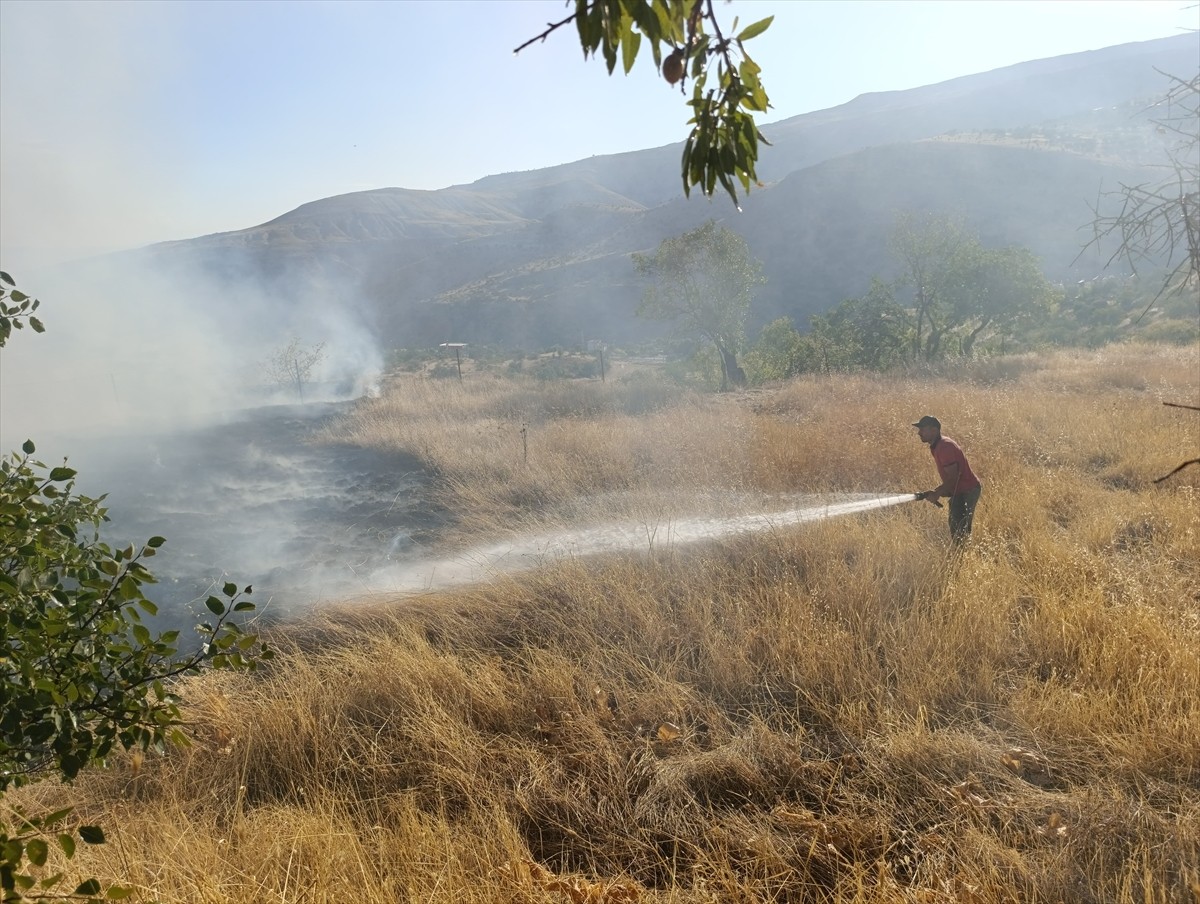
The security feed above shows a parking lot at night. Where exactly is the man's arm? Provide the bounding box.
[923,461,960,502]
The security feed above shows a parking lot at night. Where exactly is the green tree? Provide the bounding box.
[516,0,773,205]
[950,245,1057,356]
[889,212,972,361]
[1,274,272,902]
[810,279,912,370]
[890,214,1055,360]
[744,317,809,383]
[265,337,326,403]
[633,219,764,390]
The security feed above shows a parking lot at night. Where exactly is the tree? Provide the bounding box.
[889,212,972,361]
[890,213,1055,360]
[516,0,773,206]
[744,317,810,383]
[1,274,272,902]
[1081,71,1199,486]
[949,245,1057,357]
[1082,70,1200,310]
[810,279,912,370]
[633,219,764,390]
[265,337,326,403]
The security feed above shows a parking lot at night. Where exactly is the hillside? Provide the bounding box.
[126,33,1196,350]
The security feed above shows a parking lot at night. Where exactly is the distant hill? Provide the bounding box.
[130,33,1197,350]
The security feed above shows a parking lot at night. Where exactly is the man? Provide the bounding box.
[913,415,981,542]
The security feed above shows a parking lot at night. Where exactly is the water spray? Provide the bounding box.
[369,492,941,597]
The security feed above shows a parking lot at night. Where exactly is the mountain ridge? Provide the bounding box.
[128,32,1197,350]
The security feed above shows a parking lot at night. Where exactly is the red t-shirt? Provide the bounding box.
[931,436,980,495]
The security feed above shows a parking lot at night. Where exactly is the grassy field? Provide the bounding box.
[8,343,1199,903]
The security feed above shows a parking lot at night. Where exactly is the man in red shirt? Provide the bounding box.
[914,415,981,542]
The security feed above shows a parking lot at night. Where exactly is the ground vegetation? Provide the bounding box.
[7,342,1197,903]
[0,275,272,903]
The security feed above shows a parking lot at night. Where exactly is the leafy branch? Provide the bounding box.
[0,272,44,347]
[515,0,773,206]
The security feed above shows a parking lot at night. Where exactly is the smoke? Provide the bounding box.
[0,252,383,452]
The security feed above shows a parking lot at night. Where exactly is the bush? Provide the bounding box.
[0,273,271,901]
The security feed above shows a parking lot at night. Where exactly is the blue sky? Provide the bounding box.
[0,0,1194,269]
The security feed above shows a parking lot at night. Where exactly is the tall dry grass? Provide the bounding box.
[7,343,1199,903]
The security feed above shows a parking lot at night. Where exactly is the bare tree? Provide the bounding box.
[1082,70,1199,486]
[265,337,326,403]
[1082,70,1199,312]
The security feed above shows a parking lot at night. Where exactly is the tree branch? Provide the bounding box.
[513,11,579,55]
[1153,458,1200,483]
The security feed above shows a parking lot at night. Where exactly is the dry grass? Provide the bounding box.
[7,343,1199,903]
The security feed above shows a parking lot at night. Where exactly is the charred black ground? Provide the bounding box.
[71,401,444,632]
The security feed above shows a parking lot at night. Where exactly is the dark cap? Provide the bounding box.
[912,415,940,429]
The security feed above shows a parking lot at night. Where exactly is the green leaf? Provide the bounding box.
[146,536,166,548]
[22,439,35,455]
[78,826,106,845]
[57,834,77,858]
[42,809,75,828]
[106,885,135,899]
[3,838,24,863]
[222,581,237,598]
[205,596,225,616]
[74,878,102,895]
[736,15,773,42]
[621,26,640,75]
[25,838,48,867]
[0,270,13,285]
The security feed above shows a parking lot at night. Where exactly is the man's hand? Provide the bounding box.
[921,490,942,505]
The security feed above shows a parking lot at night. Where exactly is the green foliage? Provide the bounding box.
[1028,275,1199,348]
[0,442,272,789]
[517,0,773,205]
[750,221,1064,377]
[526,353,600,381]
[744,317,809,383]
[890,213,1057,360]
[633,219,764,390]
[1,809,115,903]
[1,271,271,902]
[810,279,913,371]
[0,273,44,348]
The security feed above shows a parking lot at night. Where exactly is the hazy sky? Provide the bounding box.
[1,0,1194,269]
